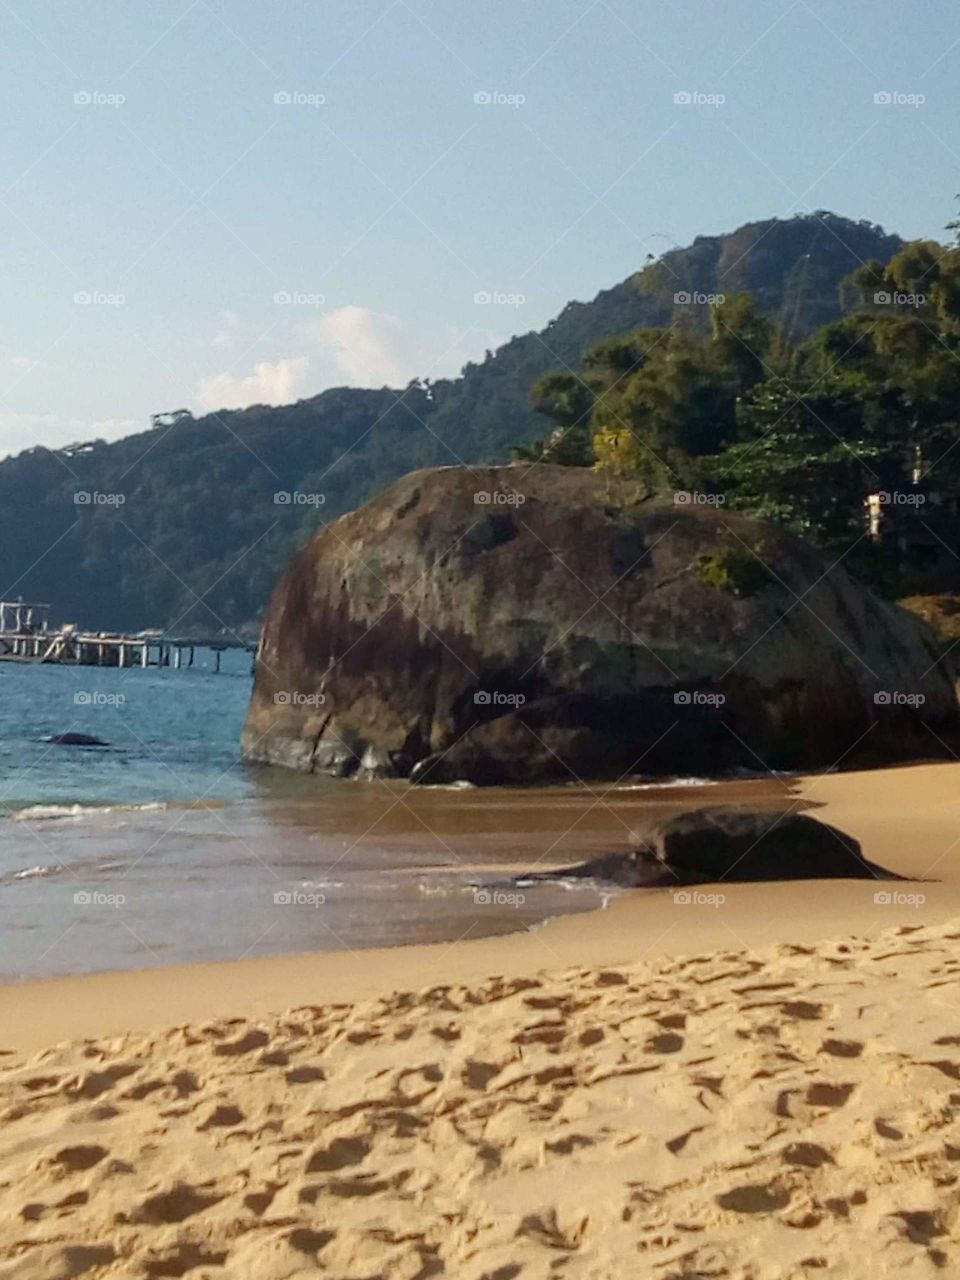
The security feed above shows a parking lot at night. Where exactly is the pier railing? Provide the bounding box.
[0,629,256,672]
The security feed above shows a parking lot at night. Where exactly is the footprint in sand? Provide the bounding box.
[716,1183,791,1213]
[781,1001,827,1020]
[212,1028,269,1056]
[782,1142,834,1168]
[306,1136,370,1173]
[805,1082,855,1107]
[197,1103,244,1129]
[463,1060,502,1090]
[645,1032,684,1054]
[821,1039,864,1058]
[285,1064,325,1083]
[48,1144,108,1173]
[128,1181,224,1225]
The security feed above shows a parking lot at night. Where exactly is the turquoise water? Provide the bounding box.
[0,649,253,813]
[0,656,613,978]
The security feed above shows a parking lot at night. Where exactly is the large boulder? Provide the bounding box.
[503,809,896,884]
[242,464,958,783]
[633,807,886,882]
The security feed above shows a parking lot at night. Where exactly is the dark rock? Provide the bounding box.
[242,464,958,784]
[514,809,899,886]
[45,733,109,747]
[632,807,891,881]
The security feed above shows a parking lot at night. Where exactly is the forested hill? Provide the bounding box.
[0,212,903,634]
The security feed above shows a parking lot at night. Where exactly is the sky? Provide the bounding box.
[1,0,959,455]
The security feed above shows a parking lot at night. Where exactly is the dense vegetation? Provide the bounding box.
[0,213,904,633]
[521,225,960,602]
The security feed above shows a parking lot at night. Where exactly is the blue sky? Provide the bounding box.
[1,0,958,454]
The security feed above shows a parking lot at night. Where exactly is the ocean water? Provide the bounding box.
[0,655,621,979]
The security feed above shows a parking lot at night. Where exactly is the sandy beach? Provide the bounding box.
[1,761,959,1276]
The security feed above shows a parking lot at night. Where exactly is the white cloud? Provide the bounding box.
[196,356,311,413]
[308,305,419,386]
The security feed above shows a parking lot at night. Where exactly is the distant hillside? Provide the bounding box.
[0,212,903,633]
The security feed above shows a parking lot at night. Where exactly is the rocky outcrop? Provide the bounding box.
[632,807,890,882]
[242,464,958,784]
[500,809,897,885]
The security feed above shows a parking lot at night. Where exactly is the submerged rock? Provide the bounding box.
[45,733,109,747]
[242,464,958,784]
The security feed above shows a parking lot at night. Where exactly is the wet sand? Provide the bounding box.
[1,761,958,1053]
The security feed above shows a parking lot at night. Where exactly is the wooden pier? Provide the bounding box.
[0,600,255,672]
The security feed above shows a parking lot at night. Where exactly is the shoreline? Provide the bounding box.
[2,760,959,1055]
